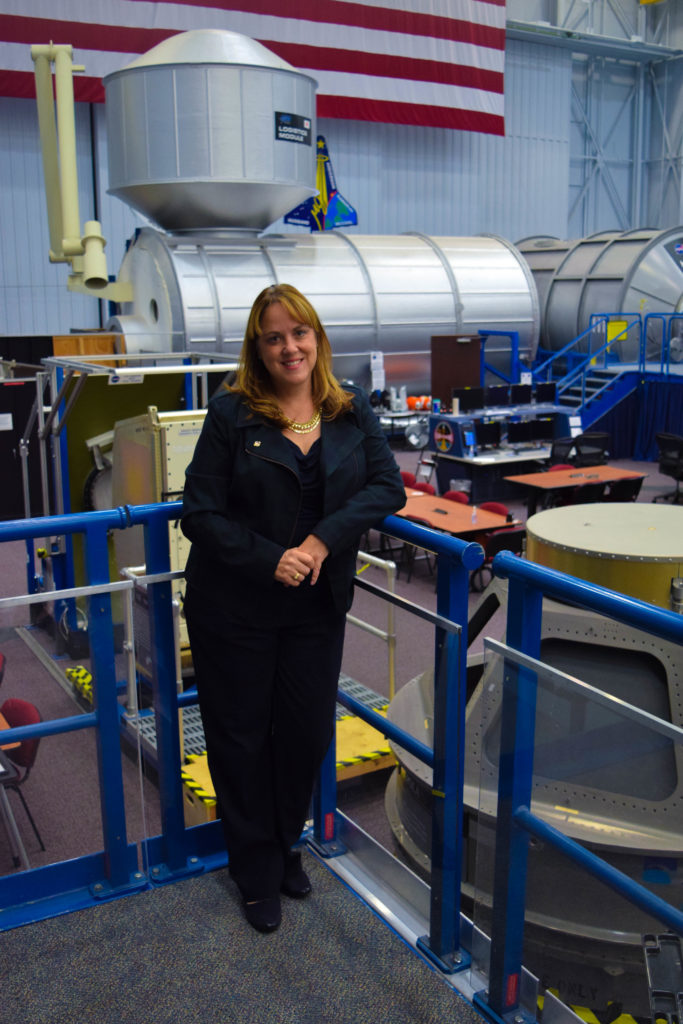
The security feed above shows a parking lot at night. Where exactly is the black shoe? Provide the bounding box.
[243,895,281,933]
[281,856,312,899]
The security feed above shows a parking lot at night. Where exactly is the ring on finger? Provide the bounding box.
[293,571,301,581]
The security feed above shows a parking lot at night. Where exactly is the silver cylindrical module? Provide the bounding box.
[103,29,317,233]
[518,227,683,360]
[108,228,540,392]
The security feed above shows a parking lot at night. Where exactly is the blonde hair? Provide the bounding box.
[229,283,353,425]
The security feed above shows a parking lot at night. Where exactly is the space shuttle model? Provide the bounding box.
[284,135,358,231]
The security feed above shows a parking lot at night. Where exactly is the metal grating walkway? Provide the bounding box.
[127,673,389,758]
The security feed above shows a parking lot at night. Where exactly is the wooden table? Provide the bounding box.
[398,492,513,537]
[503,464,647,516]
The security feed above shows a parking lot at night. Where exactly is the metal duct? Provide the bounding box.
[517,227,683,360]
[107,227,540,392]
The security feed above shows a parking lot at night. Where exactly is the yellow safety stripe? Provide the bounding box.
[538,993,642,1024]
[65,666,94,703]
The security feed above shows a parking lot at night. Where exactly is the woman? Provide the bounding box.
[181,283,404,933]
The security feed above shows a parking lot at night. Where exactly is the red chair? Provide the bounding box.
[471,527,526,592]
[443,490,470,504]
[479,501,509,517]
[412,481,436,495]
[0,698,45,852]
[548,463,573,472]
[400,470,417,488]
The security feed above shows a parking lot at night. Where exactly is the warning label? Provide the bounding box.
[275,112,312,145]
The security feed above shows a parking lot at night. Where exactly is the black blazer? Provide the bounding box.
[181,385,404,615]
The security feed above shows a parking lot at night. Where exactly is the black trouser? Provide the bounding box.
[184,584,346,899]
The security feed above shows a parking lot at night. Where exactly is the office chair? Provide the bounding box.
[569,481,607,504]
[442,490,470,504]
[398,516,436,582]
[0,698,45,852]
[412,481,436,495]
[548,463,574,472]
[400,470,417,488]
[479,501,510,517]
[470,527,526,592]
[549,437,575,465]
[572,432,610,467]
[606,477,643,502]
[414,449,436,485]
[652,432,683,504]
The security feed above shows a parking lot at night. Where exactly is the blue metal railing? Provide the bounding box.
[0,504,483,964]
[642,312,683,375]
[478,330,522,387]
[309,513,483,972]
[532,314,642,419]
[478,551,683,1024]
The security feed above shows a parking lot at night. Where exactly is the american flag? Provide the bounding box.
[0,1,506,135]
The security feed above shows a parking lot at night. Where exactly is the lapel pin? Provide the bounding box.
[253,440,261,447]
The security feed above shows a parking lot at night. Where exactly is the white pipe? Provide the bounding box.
[30,42,127,298]
[30,46,65,262]
[53,45,83,259]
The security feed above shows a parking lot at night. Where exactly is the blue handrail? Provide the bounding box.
[532,313,643,420]
[477,550,683,1021]
[0,502,482,969]
[313,513,483,972]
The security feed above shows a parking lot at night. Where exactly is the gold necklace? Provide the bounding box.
[282,408,321,435]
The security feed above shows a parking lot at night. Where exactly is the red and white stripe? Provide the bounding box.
[0,0,506,135]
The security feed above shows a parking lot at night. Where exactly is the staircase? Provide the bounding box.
[556,366,641,428]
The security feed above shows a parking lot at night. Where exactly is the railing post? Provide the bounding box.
[141,506,201,880]
[310,734,345,857]
[83,521,138,893]
[416,548,477,971]
[476,575,543,1021]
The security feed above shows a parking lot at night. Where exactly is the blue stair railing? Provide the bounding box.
[642,312,683,374]
[532,314,643,425]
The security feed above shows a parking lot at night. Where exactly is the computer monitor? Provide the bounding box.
[530,416,555,442]
[452,386,484,413]
[535,381,557,404]
[510,383,533,405]
[507,420,533,445]
[461,425,476,449]
[485,384,510,408]
[475,419,502,449]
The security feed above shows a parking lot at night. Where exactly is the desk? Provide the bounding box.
[504,465,647,517]
[0,748,30,870]
[434,449,550,503]
[398,493,512,536]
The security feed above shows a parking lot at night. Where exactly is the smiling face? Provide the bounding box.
[255,301,318,395]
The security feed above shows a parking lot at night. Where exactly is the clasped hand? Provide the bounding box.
[275,534,329,587]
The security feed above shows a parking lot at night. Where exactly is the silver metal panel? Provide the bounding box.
[109,228,540,392]
[518,227,683,354]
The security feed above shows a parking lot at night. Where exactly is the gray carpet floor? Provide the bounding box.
[0,849,487,1024]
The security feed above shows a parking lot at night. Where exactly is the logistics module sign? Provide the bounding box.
[275,112,312,145]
